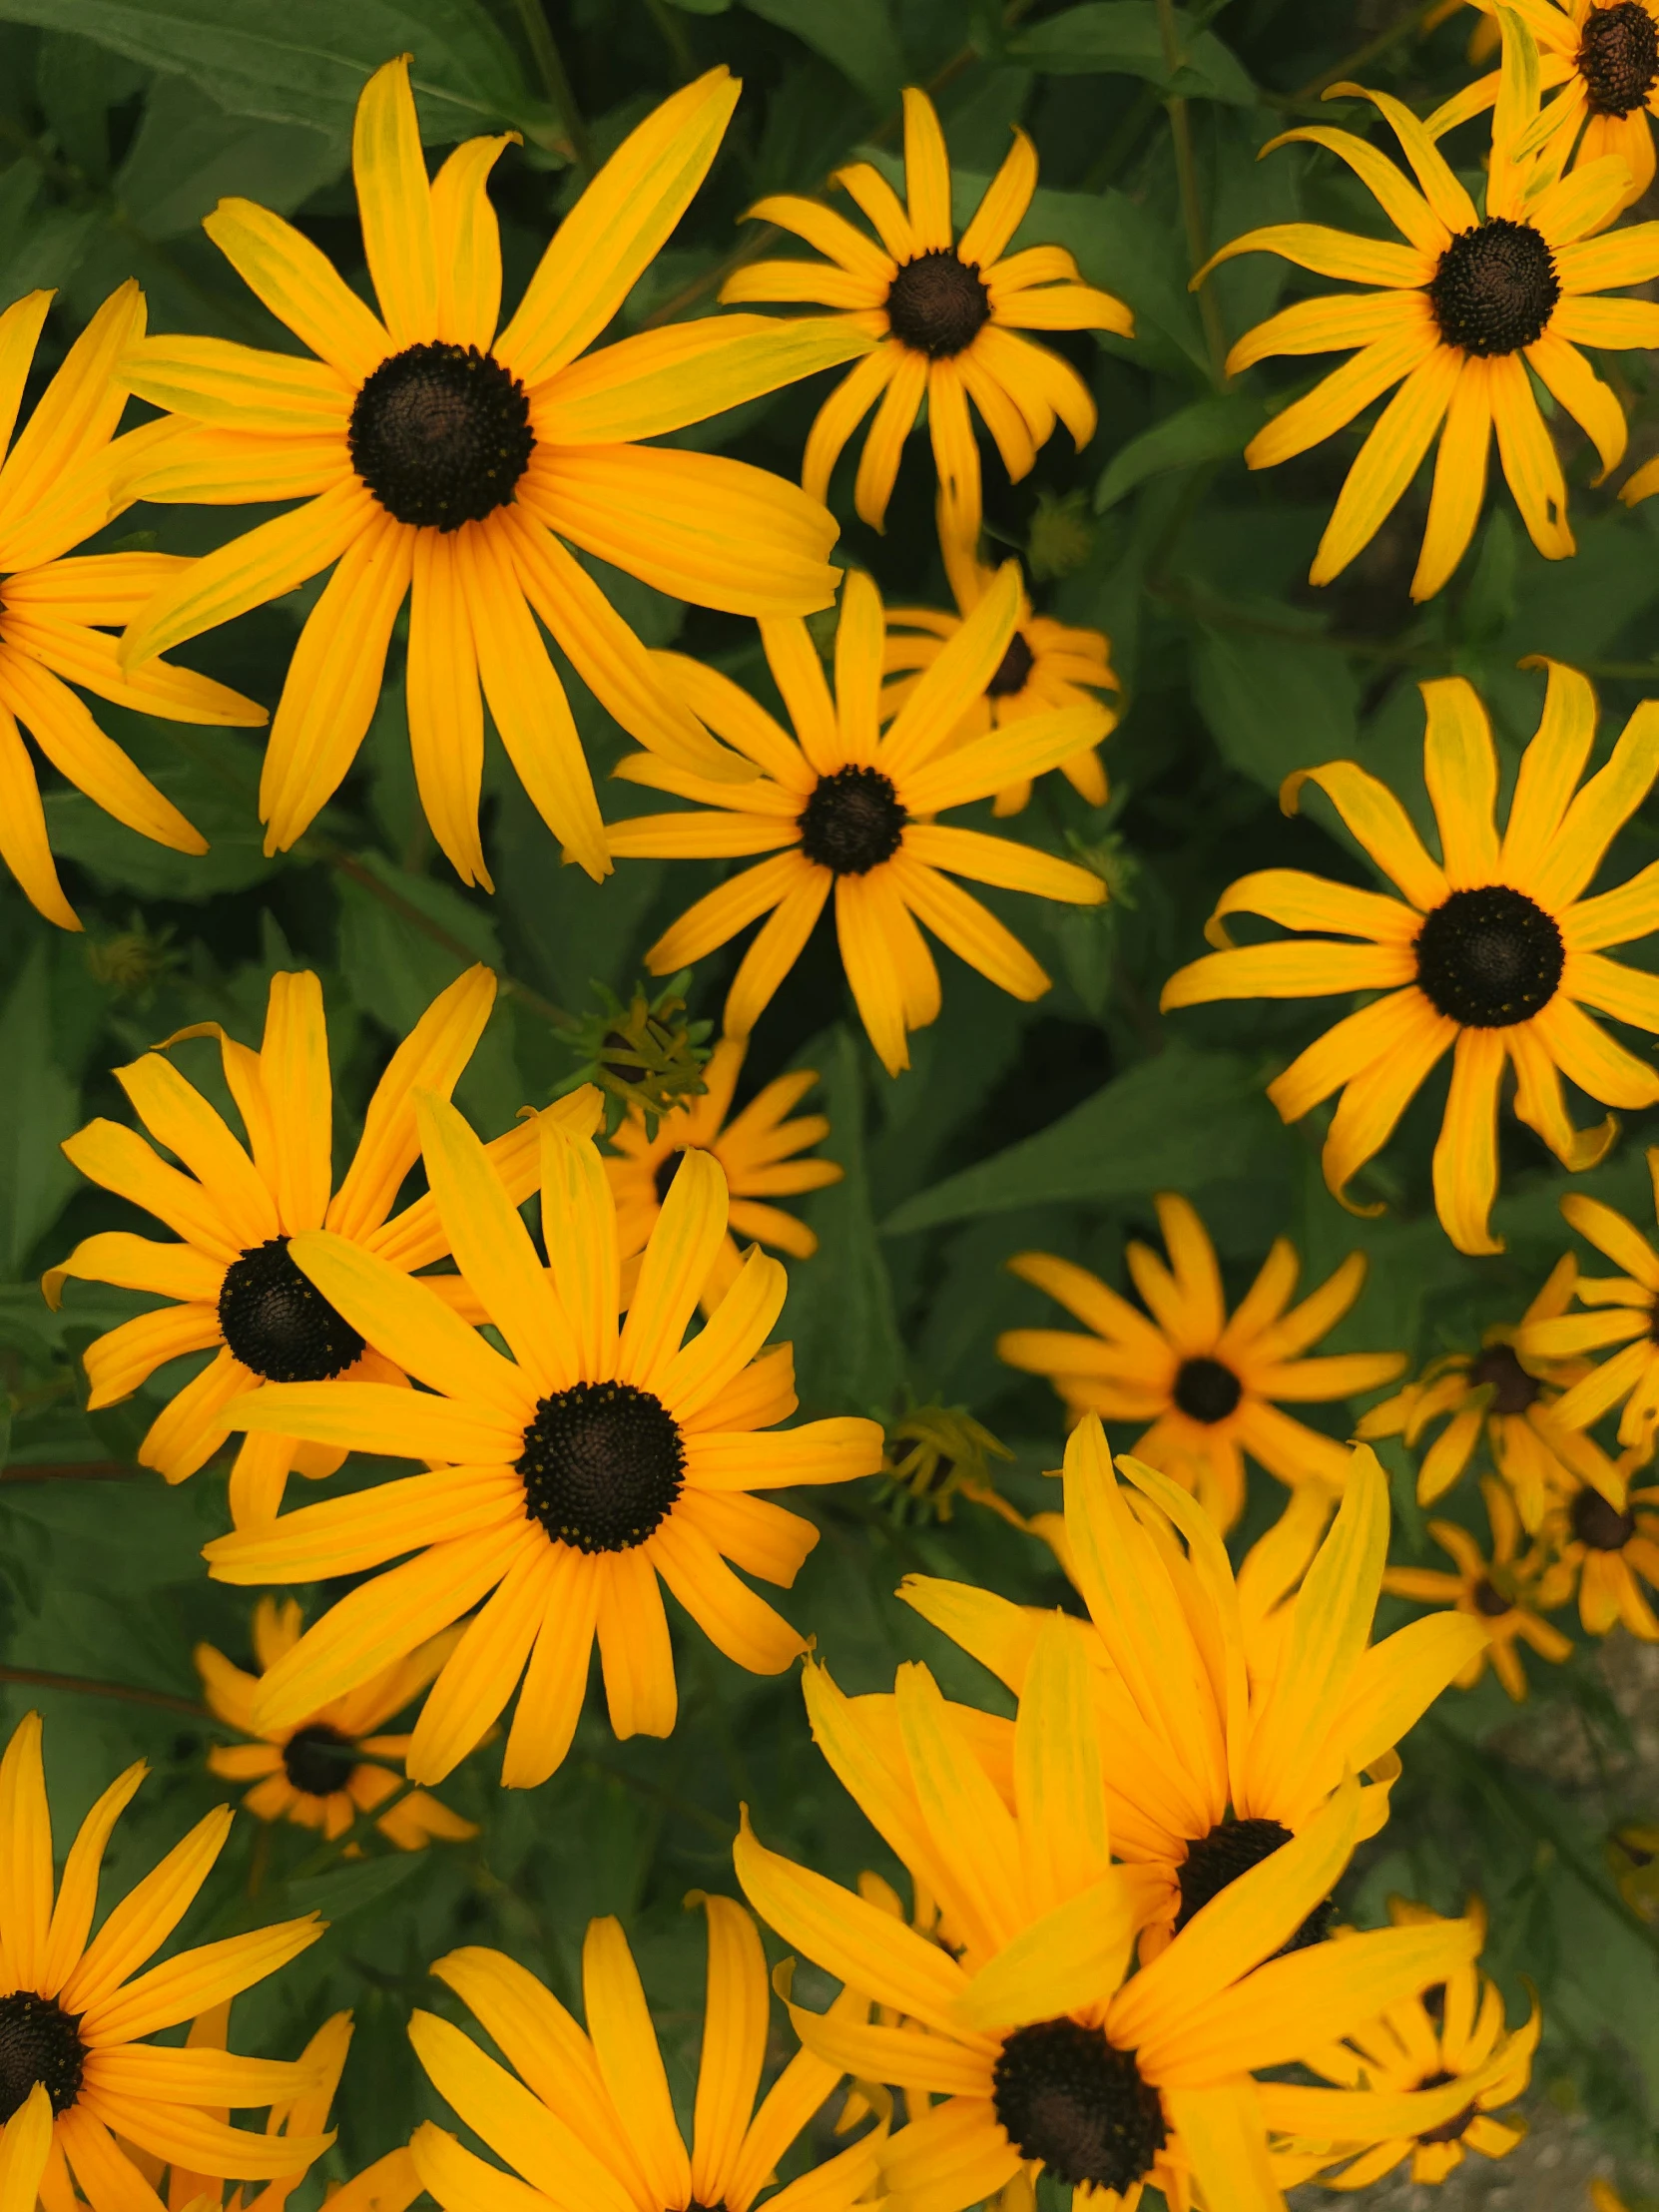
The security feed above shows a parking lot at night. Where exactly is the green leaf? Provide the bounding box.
[742,0,903,108]
[287,1851,422,1922]
[0,944,83,1279]
[0,0,537,144]
[0,205,99,313]
[43,776,280,899]
[1008,2,1255,103]
[116,74,346,238]
[881,1044,1280,1232]
[1094,391,1266,512]
[1191,616,1361,794]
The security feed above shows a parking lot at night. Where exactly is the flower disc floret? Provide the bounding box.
[990,2020,1166,2192]
[798,765,908,874]
[1580,1,1659,113]
[218,1237,367,1383]
[1414,886,1564,1027]
[1171,1355,1243,1425]
[885,250,991,355]
[1571,1483,1637,1549]
[0,1992,85,2120]
[347,341,533,530]
[1175,1820,1337,1950]
[517,1379,686,1554]
[985,629,1036,699]
[1471,1343,1540,1415]
[280,1722,358,1797]
[1427,219,1560,356]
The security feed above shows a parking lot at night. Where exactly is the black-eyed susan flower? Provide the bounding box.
[1200,15,1659,599]
[1429,0,1659,218]
[46,964,594,1528]
[1163,665,1659,1256]
[204,1096,883,1788]
[1541,1466,1659,1636]
[738,1611,1478,2212]
[1262,1899,1538,2189]
[610,564,1107,1076]
[197,1597,477,1850]
[1519,1165,1659,1457]
[113,60,868,888]
[0,1710,323,2201]
[1383,1475,1576,1699]
[408,1902,881,2212]
[901,1425,1484,1931]
[1358,1255,1623,1526]
[998,1193,1404,1532]
[0,281,266,931]
[881,516,1116,817]
[721,91,1131,542]
[605,1032,841,1308]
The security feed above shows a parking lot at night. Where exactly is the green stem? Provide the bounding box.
[0,1460,134,1482]
[1285,0,1444,105]
[509,0,593,174]
[0,1664,206,1718]
[1157,0,1228,387]
[642,0,696,79]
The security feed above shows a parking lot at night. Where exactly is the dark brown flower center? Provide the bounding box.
[0,1991,85,2121]
[1414,886,1563,1027]
[885,250,990,356]
[1471,1343,1540,1416]
[1414,2070,1477,2144]
[281,1722,358,1798]
[1572,1484,1637,1551]
[1472,1577,1512,1618]
[219,1238,365,1383]
[518,1380,685,1553]
[1172,1356,1242,1424]
[987,630,1036,699]
[991,2019,1166,2192]
[1174,1818,1338,1950]
[349,341,533,530]
[1427,219,1560,356]
[1580,1,1659,113]
[798,765,907,874]
[654,1149,688,1204]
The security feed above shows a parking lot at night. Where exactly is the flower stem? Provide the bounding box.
[509,0,593,174]
[1289,0,1446,104]
[1157,0,1229,388]
[0,1663,206,1718]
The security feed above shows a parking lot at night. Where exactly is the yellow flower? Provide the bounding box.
[605,1033,841,1308]
[998,1192,1404,1532]
[1358,1254,1622,1526]
[45,963,590,1528]
[0,1710,323,2201]
[1262,1898,1539,2189]
[1518,1158,1659,1458]
[1382,1474,1576,1699]
[881,513,1117,817]
[0,281,264,930]
[1200,14,1659,599]
[1163,665,1659,1255]
[203,1097,883,1788]
[1428,0,1659,219]
[113,59,868,886]
[721,89,1132,542]
[197,1596,478,1849]
[407,1903,882,2212]
[736,1607,1479,2212]
[901,1426,1483,1935]
[1541,1466,1659,1637]
[609,564,1107,1076]
[1591,2185,1636,2212]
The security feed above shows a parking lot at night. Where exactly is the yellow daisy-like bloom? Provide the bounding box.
[45,963,588,1529]
[203,1096,883,1788]
[610,564,1107,1077]
[0,281,266,931]
[881,516,1117,818]
[1163,665,1659,1257]
[605,1033,841,1309]
[738,1611,1478,2212]
[721,90,1132,542]
[197,1596,478,1850]
[1264,1899,1539,2190]
[1200,16,1659,599]
[1358,1255,1622,1526]
[113,58,868,888]
[0,1711,324,2203]
[902,1426,1483,1940]
[1540,1466,1659,1637]
[1428,0,1659,218]
[997,1192,1404,1532]
[1518,1159,1659,1458]
[1382,1474,1576,1700]
[407,1903,882,2212]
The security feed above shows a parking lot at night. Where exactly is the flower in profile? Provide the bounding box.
[605,1032,841,1307]
[901,1424,1484,1927]
[408,1902,882,2212]
[0,281,265,930]
[997,1192,1404,1531]
[881,514,1117,816]
[204,1096,883,1787]
[1543,1468,1659,1638]
[114,59,869,886]
[1358,1255,1622,1527]
[1263,1898,1539,2188]
[1428,0,1659,218]
[1382,1475,1576,1700]
[721,93,1131,543]
[197,1597,478,1849]
[738,1610,1479,2212]
[1518,1163,1659,1459]
[610,565,1107,1076]
[1200,15,1659,599]
[46,964,593,1527]
[0,1710,324,2202]
[1163,664,1659,1255]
